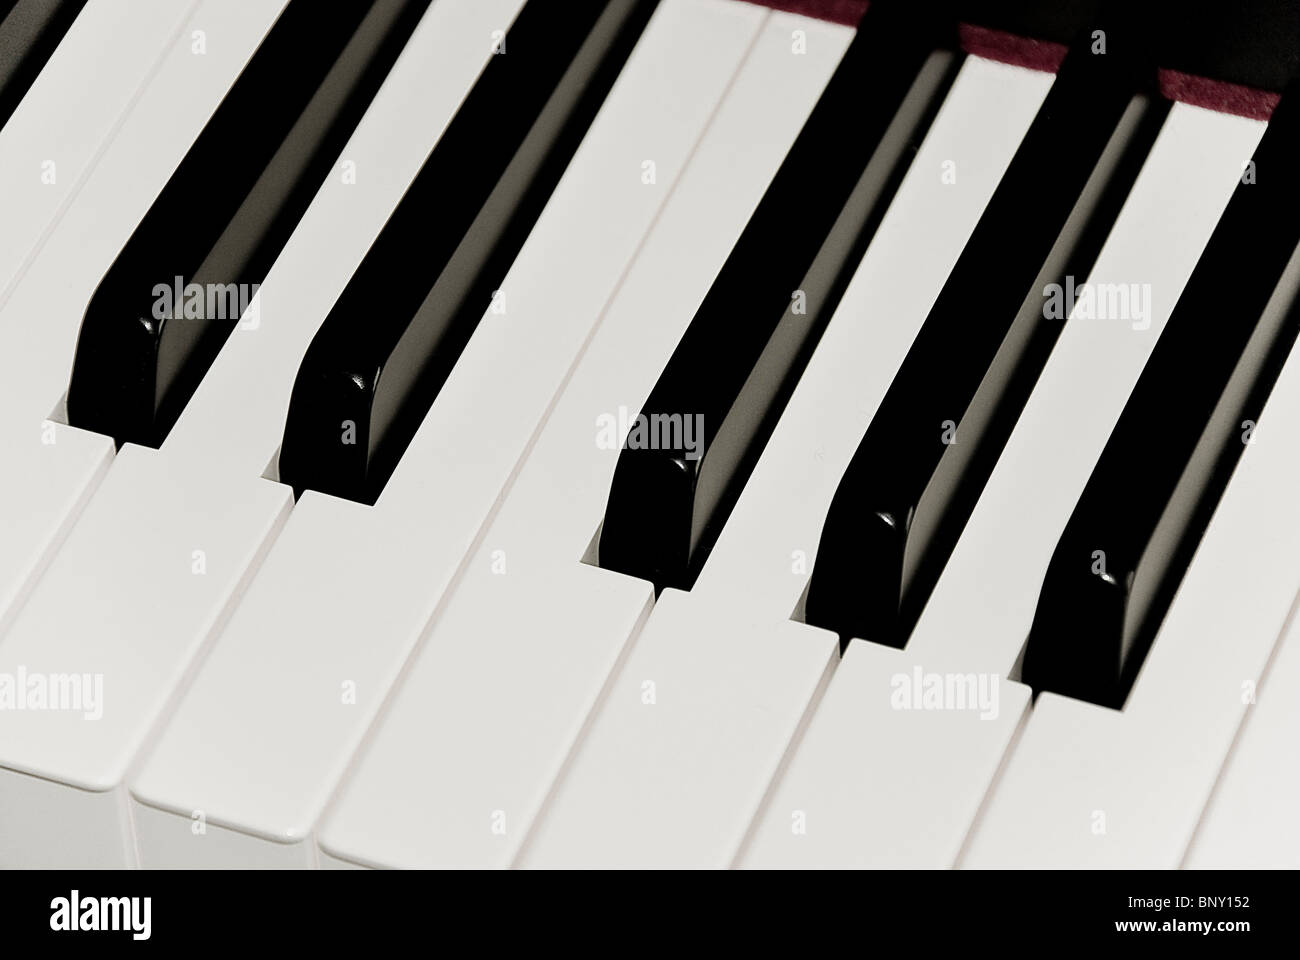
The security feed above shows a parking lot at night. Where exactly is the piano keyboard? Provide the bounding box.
[0,0,1297,870]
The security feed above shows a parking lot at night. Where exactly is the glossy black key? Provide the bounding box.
[65,0,432,447]
[803,10,1167,648]
[1022,82,1300,710]
[0,0,85,131]
[596,0,961,591]
[278,0,659,505]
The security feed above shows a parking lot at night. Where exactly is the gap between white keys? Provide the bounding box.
[313,9,846,871]
[0,0,516,869]
[128,0,766,869]
[520,56,1051,869]
[963,334,1300,866]
[744,103,1263,868]
[0,0,292,647]
[960,122,1300,871]
[1185,586,1300,868]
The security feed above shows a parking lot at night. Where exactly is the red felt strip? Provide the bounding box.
[751,0,868,26]
[1156,68,1278,120]
[956,22,1065,73]
[738,0,1278,120]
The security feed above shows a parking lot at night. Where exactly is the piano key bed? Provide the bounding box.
[0,0,1296,869]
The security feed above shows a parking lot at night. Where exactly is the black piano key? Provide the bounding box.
[1021,82,1300,710]
[0,0,85,132]
[596,0,961,592]
[802,10,1167,649]
[65,0,432,447]
[278,0,659,505]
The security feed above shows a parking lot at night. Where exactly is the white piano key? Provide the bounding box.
[532,591,841,869]
[0,424,111,640]
[963,206,1300,871]
[128,0,765,869]
[520,57,1054,869]
[312,9,847,870]
[740,640,1029,868]
[739,104,1263,868]
[0,0,523,869]
[0,0,199,304]
[0,0,289,653]
[1185,599,1300,868]
[908,104,1262,676]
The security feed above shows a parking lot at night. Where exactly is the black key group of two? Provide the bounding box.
[54,0,657,502]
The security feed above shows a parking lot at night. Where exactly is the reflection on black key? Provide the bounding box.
[803,11,1166,649]
[65,0,432,447]
[278,0,658,505]
[0,0,86,132]
[597,0,961,592]
[1022,83,1300,710]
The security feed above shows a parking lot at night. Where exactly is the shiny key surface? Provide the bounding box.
[1022,83,1300,709]
[316,9,849,870]
[278,0,659,505]
[0,0,512,869]
[803,12,1166,649]
[65,0,432,447]
[597,0,960,592]
[742,102,1257,868]
[522,56,1051,869]
[130,0,759,869]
